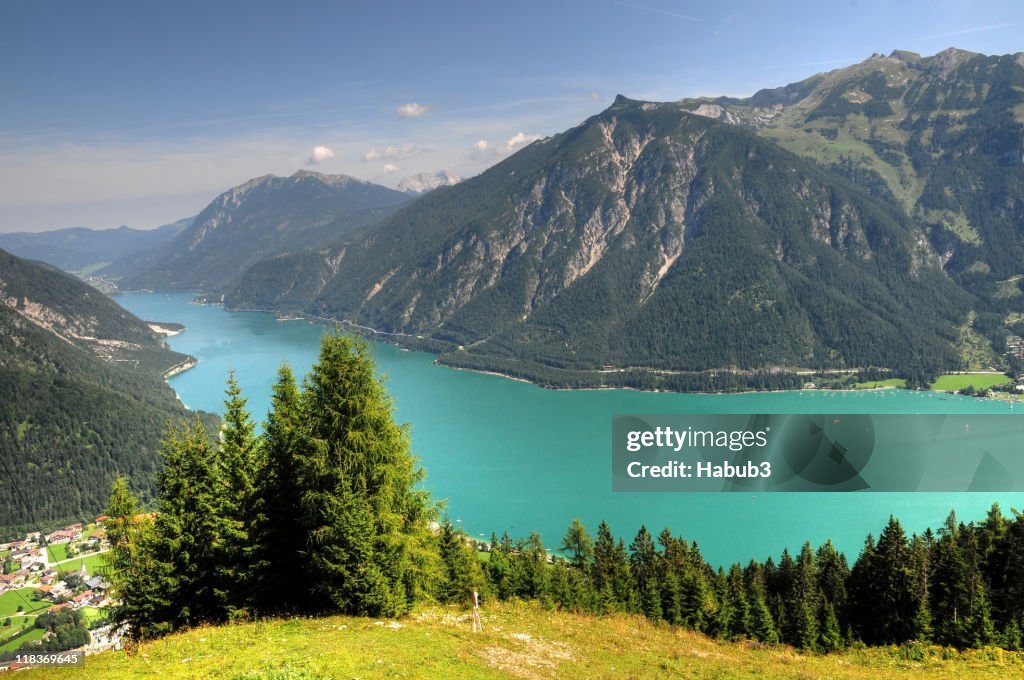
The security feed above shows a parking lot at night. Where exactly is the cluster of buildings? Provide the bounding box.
[0,519,120,671]
[33,573,111,611]
[0,519,108,594]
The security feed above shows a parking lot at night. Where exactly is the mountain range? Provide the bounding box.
[227,94,971,387]
[0,218,191,276]
[6,47,1023,391]
[225,47,1022,388]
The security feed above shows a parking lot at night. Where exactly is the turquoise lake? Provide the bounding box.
[116,292,1024,567]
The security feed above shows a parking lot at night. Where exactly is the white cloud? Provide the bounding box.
[382,163,400,173]
[307,145,336,165]
[501,132,542,152]
[468,139,495,162]
[397,102,429,118]
[363,143,423,162]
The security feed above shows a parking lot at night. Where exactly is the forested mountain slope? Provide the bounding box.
[0,249,212,536]
[681,48,1024,309]
[229,96,969,385]
[120,170,410,293]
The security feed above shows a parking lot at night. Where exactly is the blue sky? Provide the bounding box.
[0,0,1020,232]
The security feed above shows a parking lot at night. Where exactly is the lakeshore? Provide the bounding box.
[146,321,185,337]
[114,292,1024,568]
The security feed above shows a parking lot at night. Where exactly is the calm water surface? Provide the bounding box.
[117,292,1024,567]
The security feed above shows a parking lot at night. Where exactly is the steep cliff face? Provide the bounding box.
[120,170,410,293]
[230,97,966,377]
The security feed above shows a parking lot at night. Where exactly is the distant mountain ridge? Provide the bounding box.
[0,218,191,275]
[228,93,970,388]
[0,248,213,535]
[31,47,1021,391]
[397,170,461,194]
[119,170,411,293]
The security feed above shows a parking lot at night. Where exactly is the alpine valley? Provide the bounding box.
[220,48,1024,390]
[16,48,1024,394]
[6,35,1024,674]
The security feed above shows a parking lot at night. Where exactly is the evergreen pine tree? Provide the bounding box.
[249,364,306,613]
[963,528,995,647]
[105,477,141,576]
[930,511,971,646]
[680,566,712,632]
[819,601,843,652]
[726,564,751,640]
[815,540,849,628]
[629,526,661,620]
[217,370,259,615]
[614,538,637,613]
[438,518,485,604]
[1001,618,1023,651]
[294,333,435,616]
[747,572,780,644]
[591,521,617,597]
[851,517,921,645]
[484,532,514,599]
[154,420,233,628]
[660,569,683,625]
[709,567,732,640]
[549,560,578,610]
[104,478,164,640]
[519,532,551,603]
[909,532,933,643]
[561,518,594,568]
[790,543,820,651]
[1000,511,1024,632]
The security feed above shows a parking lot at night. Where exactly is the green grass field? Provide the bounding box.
[46,543,70,563]
[14,601,1024,679]
[0,589,49,618]
[853,378,907,389]
[930,373,1012,392]
[80,606,107,628]
[58,552,109,577]
[0,625,44,654]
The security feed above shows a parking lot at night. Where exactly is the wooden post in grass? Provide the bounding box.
[472,590,482,633]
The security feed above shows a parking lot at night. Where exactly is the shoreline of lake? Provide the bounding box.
[159,295,1018,402]
[113,292,1024,568]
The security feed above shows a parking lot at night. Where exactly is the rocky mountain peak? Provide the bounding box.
[928,47,979,76]
[397,170,461,195]
[290,169,368,187]
[888,49,923,65]
[610,94,639,109]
